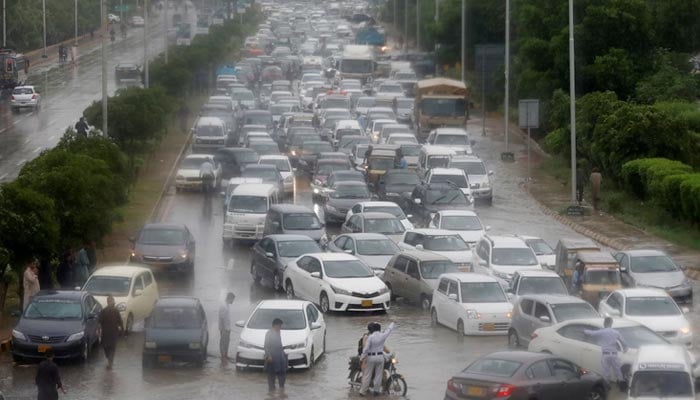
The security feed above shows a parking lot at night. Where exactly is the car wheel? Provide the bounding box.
[508,329,520,349]
[430,308,438,326]
[126,313,134,335]
[285,281,295,299]
[386,283,396,301]
[251,263,261,284]
[588,385,606,400]
[420,295,430,311]
[12,354,24,364]
[79,340,89,361]
[273,272,282,292]
[457,320,465,336]
[319,292,330,313]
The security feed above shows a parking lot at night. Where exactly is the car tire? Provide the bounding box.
[273,272,282,292]
[430,308,438,326]
[508,329,520,349]
[142,354,156,368]
[79,340,90,362]
[319,292,330,313]
[126,313,134,335]
[420,295,430,311]
[12,354,24,364]
[251,263,261,284]
[457,320,465,336]
[386,283,396,301]
[285,281,295,299]
[588,385,606,400]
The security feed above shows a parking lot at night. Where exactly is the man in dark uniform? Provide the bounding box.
[98,295,124,369]
[35,349,65,400]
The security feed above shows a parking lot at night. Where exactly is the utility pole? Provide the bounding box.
[504,0,510,152]
[460,0,465,81]
[569,0,577,204]
[416,0,420,50]
[101,0,108,136]
[144,0,149,87]
[164,0,168,63]
[3,0,6,48]
[120,0,124,24]
[42,0,47,57]
[404,0,408,52]
[393,0,397,26]
[74,0,79,45]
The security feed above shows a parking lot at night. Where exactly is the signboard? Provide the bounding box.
[114,5,130,12]
[566,205,585,217]
[519,99,540,129]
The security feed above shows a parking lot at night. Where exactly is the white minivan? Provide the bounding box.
[628,344,695,400]
[192,116,228,152]
[223,183,278,243]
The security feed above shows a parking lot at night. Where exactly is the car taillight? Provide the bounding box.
[31,94,36,99]
[446,379,461,393]
[530,332,538,340]
[495,384,516,397]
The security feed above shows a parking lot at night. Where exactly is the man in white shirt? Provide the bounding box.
[200,159,216,193]
[359,322,396,396]
[218,292,236,365]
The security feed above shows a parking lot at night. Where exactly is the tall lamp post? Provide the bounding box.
[144,0,149,87]
[504,0,510,153]
[568,0,577,204]
[74,0,79,46]
[3,0,6,48]
[101,0,108,136]
[416,0,420,50]
[460,0,465,82]
[42,0,47,57]
[404,0,408,51]
[164,0,168,63]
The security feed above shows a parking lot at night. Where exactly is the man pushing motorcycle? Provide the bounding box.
[359,322,396,397]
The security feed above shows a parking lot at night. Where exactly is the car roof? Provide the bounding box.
[518,294,589,305]
[231,183,277,195]
[142,223,186,231]
[398,249,451,261]
[430,168,465,175]
[256,299,308,310]
[259,155,290,161]
[514,270,560,278]
[244,164,277,171]
[266,234,318,242]
[156,296,200,307]
[437,210,478,217]
[91,265,152,278]
[339,233,393,240]
[307,252,358,261]
[434,127,468,134]
[576,250,617,263]
[357,212,398,220]
[410,228,463,236]
[439,273,499,283]
[615,288,670,298]
[620,249,668,257]
[33,290,86,301]
[487,235,529,248]
[635,345,689,366]
[451,155,483,163]
[269,203,313,213]
[556,237,600,249]
[358,201,401,208]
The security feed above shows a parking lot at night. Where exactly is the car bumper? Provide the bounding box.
[235,347,310,369]
[10,100,38,108]
[192,142,225,151]
[223,223,264,240]
[175,179,203,189]
[330,293,391,312]
[471,188,493,199]
[12,338,86,360]
[134,258,190,272]
[464,317,510,336]
[143,347,201,361]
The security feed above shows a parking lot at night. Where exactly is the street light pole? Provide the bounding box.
[404,0,408,51]
[416,0,420,50]
[569,0,577,204]
[393,0,397,27]
[120,0,124,25]
[74,0,78,46]
[504,0,510,152]
[164,0,168,63]
[144,0,149,88]
[42,0,47,57]
[3,0,6,48]
[460,0,465,81]
[101,0,108,136]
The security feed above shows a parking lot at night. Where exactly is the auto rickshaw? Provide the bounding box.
[363,144,398,188]
[553,237,600,285]
[574,250,622,308]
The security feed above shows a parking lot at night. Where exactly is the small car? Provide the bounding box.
[10,86,40,112]
[518,235,556,269]
[427,210,488,247]
[399,229,472,270]
[345,201,413,230]
[403,183,471,227]
[471,235,542,284]
[382,250,457,309]
[321,181,373,223]
[614,249,692,304]
[235,300,326,370]
[326,233,400,276]
[507,270,568,304]
[142,297,209,367]
[376,169,421,204]
[174,154,222,191]
[251,234,323,291]
[241,164,284,194]
[258,155,295,195]
[342,212,406,243]
[130,223,196,274]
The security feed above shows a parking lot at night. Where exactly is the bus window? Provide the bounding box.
[6,59,13,72]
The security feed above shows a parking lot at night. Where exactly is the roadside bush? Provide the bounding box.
[658,174,699,219]
[621,158,693,199]
[679,175,700,225]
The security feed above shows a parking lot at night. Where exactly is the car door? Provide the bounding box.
[257,238,277,281]
[302,257,324,303]
[289,256,312,299]
[387,255,409,296]
[531,301,554,336]
[548,358,589,399]
[616,254,633,287]
[555,324,602,373]
[404,259,422,304]
[305,303,323,356]
[341,237,356,256]
[198,303,209,348]
[599,292,623,317]
[84,295,100,345]
[142,270,158,317]
[525,360,561,400]
[515,298,536,343]
[444,279,462,329]
[130,274,145,319]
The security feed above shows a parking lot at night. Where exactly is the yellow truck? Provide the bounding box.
[414,78,470,141]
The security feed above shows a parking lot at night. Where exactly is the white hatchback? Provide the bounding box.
[431,273,513,336]
[235,300,326,370]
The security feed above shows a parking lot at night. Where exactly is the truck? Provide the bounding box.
[354,27,386,47]
[338,45,376,84]
[414,78,470,140]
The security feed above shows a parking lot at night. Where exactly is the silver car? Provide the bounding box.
[325,233,400,276]
[449,155,493,204]
[508,294,599,348]
[614,249,692,304]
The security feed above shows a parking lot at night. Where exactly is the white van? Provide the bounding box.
[223,183,278,243]
[417,145,456,180]
[192,116,228,152]
[427,127,474,155]
[332,119,363,147]
[628,344,695,400]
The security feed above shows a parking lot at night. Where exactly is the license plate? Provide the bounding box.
[482,323,495,331]
[37,345,51,353]
[361,300,373,307]
[467,386,485,396]
[158,355,172,363]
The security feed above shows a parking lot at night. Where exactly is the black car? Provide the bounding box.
[142,297,209,367]
[298,140,334,175]
[251,234,323,291]
[444,351,607,400]
[115,63,141,85]
[377,169,421,203]
[214,147,259,179]
[12,290,102,363]
[403,183,470,227]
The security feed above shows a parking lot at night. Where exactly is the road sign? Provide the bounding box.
[114,5,130,12]
[519,99,540,129]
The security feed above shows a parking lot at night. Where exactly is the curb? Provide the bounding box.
[1,338,10,352]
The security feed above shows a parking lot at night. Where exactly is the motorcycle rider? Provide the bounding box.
[359,322,396,396]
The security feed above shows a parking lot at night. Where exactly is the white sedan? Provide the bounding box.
[235,300,326,370]
[258,155,295,195]
[427,210,488,246]
[174,154,222,190]
[283,253,390,313]
[346,201,414,230]
[528,318,700,379]
[598,288,692,347]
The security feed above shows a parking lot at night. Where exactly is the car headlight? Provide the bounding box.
[378,286,389,294]
[291,150,297,156]
[331,285,351,295]
[313,188,320,194]
[239,339,263,350]
[67,331,85,342]
[385,192,399,196]
[481,181,491,188]
[116,303,127,312]
[681,326,691,335]
[145,341,157,349]
[313,179,322,186]
[178,252,188,260]
[284,341,306,350]
[466,309,481,319]
[12,329,26,341]
[284,175,293,182]
[189,342,201,350]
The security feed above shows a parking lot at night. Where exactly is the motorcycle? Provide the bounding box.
[348,353,407,396]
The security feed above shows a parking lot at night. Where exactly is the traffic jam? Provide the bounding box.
[7,1,699,399]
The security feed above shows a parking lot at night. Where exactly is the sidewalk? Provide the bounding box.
[477,112,700,275]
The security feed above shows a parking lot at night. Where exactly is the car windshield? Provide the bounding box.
[435,134,468,145]
[583,269,621,285]
[441,216,483,231]
[196,125,224,136]
[247,308,306,330]
[24,299,82,319]
[356,239,399,256]
[364,218,405,234]
[229,195,268,213]
[357,98,376,107]
[323,260,374,278]
[181,157,210,169]
[250,143,279,154]
[430,174,468,188]
[277,240,321,257]
[526,239,554,255]
[245,115,271,125]
[243,169,277,181]
[420,261,458,279]
[364,207,404,219]
[427,156,451,169]
[630,371,693,398]
[400,144,420,156]
[625,296,681,316]
[303,143,333,154]
[460,282,507,303]
[426,189,467,206]
[453,161,486,175]
[236,151,259,163]
[424,235,469,251]
[465,358,522,377]
[324,99,350,109]
[336,129,362,140]
[151,306,200,329]
[340,136,369,149]
[330,185,369,199]
[232,91,255,100]
[138,228,185,245]
[385,173,420,186]
[492,248,538,266]
[283,213,322,230]
[84,276,131,296]
[270,105,292,115]
[379,85,403,93]
[618,326,667,348]
[369,158,395,171]
[550,303,599,321]
[318,163,347,175]
[396,99,413,108]
[13,88,33,95]
[518,277,568,296]
[260,159,290,172]
[630,255,680,273]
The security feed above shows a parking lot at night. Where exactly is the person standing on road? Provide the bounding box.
[394,148,407,169]
[75,117,89,137]
[359,321,396,396]
[23,259,40,310]
[86,240,97,275]
[584,317,628,389]
[264,318,287,392]
[35,349,66,400]
[74,242,90,286]
[98,295,124,369]
[590,167,602,211]
[218,292,235,365]
[199,159,216,194]
[56,249,73,289]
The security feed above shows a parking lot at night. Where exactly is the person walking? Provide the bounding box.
[73,242,90,287]
[75,117,89,137]
[35,349,66,400]
[590,167,602,211]
[98,295,123,369]
[584,317,628,389]
[575,161,588,205]
[199,159,216,194]
[359,321,396,396]
[56,249,73,289]
[218,292,235,365]
[264,318,287,392]
[570,261,584,294]
[23,259,40,310]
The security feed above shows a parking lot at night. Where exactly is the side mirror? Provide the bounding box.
[478,260,487,267]
[539,315,551,323]
[344,249,353,254]
[133,289,143,297]
[311,322,323,330]
[448,293,458,301]
[415,244,424,251]
[235,320,245,328]
[485,226,491,231]
[265,252,274,258]
[619,266,627,273]
[406,214,413,219]
[606,309,621,317]
[488,170,494,176]
[220,191,226,197]
[310,271,322,279]
[682,307,690,314]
